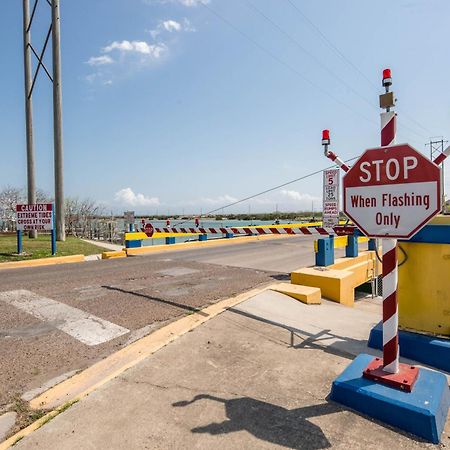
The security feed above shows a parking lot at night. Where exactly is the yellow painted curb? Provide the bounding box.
[126,233,291,256]
[30,284,273,411]
[101,250,127,259]
[0,255,85,271]
[0,283,274,449]
[271,283,321,305]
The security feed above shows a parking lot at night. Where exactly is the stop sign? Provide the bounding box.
[343,144,441,238]
[143,222,154,237]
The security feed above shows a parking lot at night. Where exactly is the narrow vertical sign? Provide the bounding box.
[323,169,340,227]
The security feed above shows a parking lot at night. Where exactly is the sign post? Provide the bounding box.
[322,168,340,228]
[16,203,56,255]
[329,69,449,445]
[342,71,441,388]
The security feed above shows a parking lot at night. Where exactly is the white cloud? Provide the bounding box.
[147,18,194,38]
[162,20,182,32]
[143,0,209,6]
[280,190,320,202]
[102,40,167,58]
[178,0,209,5]
[200,194,238,206]
[86,55,114,66]
[115,188,160,207]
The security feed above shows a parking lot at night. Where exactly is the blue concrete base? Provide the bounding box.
[125,239,142,248]
[199,234,207,242]
[368,321,450,372]
[330,353,449,443]
[345,235,358,257]
[315,236,334,266]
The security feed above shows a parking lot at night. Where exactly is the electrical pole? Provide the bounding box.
[426,137,448,212]
[21,0,66,241]
[22,0,37,238]
[52,0,65,241]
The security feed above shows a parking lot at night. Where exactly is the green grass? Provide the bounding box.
[0,234,113,262]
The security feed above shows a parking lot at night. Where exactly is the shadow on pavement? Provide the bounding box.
[173,394,340,449]
[228,308,369,360]
[102,285,209,316]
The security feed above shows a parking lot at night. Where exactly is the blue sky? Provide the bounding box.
[1,0,449,214]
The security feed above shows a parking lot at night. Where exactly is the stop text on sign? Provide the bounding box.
[343,144,441,239]
[358,156,417,183]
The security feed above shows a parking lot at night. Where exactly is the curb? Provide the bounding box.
[0,255,85,271]
[0,283,276,449]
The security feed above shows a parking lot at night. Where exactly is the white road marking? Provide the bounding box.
[0,290,129,346]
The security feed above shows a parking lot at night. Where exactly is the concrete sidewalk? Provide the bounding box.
[12,291,449,449]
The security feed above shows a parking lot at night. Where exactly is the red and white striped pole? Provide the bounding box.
[380,68,399,373]
[322,129,350,173]
[433,145,450,166]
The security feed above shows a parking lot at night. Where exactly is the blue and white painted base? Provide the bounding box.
[368,321,450,372]
[330,353,449,443]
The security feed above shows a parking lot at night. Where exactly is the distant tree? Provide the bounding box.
[64,197,104,236]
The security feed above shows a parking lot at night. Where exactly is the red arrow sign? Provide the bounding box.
[343,144,441,238]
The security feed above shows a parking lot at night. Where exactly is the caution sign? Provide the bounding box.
[16,203,54,231]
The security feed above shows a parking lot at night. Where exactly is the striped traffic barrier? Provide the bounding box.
[143,225,355,237]
[322,129,350,173]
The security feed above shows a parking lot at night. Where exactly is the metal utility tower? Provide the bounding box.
[426,137,448,212]
[22,0,65,241]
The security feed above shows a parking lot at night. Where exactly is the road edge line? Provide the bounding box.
[0,255,85,271]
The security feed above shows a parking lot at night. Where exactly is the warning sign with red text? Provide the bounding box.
[343,144,441,238]
[16,203,54,231]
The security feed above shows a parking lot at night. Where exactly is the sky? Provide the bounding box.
[1,0,449,215]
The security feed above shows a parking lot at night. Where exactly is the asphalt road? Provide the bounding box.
[0,235,325,414]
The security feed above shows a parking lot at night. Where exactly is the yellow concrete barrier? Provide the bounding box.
[398,242,450,336]
[0,254,85,270]
[102,250,127,259]
[271,284,321,305]
[124,231,199,240]
[291,251,378,307]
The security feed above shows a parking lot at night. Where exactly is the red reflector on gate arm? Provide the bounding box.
[383,68,391,80]
[362,357,419,392]
[322,129,330,140]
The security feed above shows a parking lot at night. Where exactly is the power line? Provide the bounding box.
[204,2,429,145]
[201,2,378,127]
[174,156,360,228]
[284,0,435,137]
[285,0,379,90]
[243,0,377,113]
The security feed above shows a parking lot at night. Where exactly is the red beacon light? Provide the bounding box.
[382,68,392,87]
[322,129,330,146]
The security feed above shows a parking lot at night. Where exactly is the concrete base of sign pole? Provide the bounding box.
[330,353,450,443]
[368,321,450,372]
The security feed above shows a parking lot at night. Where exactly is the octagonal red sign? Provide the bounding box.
[343,144,441,238]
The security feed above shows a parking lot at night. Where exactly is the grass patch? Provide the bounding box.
[7,397,80,443]
[0,235,112,262]
[38,400,79,429]
[8,396,46,438]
